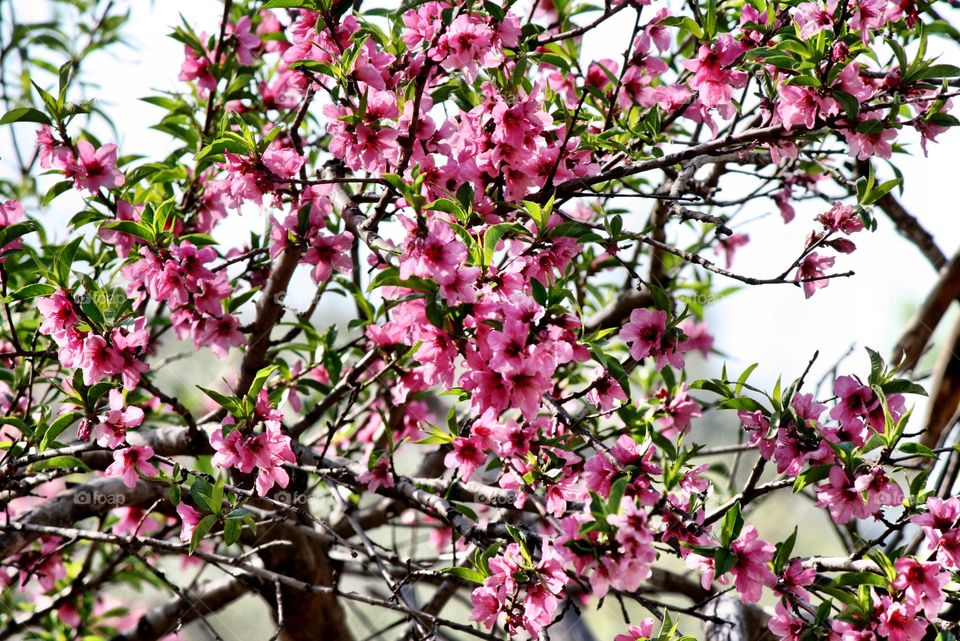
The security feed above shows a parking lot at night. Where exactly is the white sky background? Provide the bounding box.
[6,0,960,400]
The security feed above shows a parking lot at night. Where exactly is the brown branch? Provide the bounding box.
[0,478,164,561]
[890,248,960,371]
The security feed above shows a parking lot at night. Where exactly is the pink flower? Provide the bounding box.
[226,17,260,66]
[585,368,628,411]
[0,200,25,259]
[911,497,960,556]
[769,602,806,641]
[444,436,488,480]
[853,466,903,515]
[111,507,160,537]
[777,558,817,601]
[36,125,70,169]
[679,319,715,356]
[615,620,656,641]
[620,308,667,361]
[105,445,156,488]
[892,557,948,619]
[179,44,216,95]
[716,233,749,268]
[877,596,927,641]
[816,466,863,524]
[656,385,701,438]
[776,85,838,131]
[66,140,125,193]
[817,203,864,234]
[210,424,245,469]
[469,585,501,629]
[176,503,203,544]
[302,233,353,283]
[358,455,395,493]
[681,37,747,108]
[794,252,834,298]
[845,122,896,159]
[80,334,124,385]
[794,2,834,39]
[728,525,777,603]
[93,389,144,448]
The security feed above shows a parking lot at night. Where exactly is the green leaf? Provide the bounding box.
[246,365,277,401]
[773,527,797,574]
[909,63,960,81]
[793,464,831,492]
[223,518,242,546]
[189,514,217,554]
[2,283,55,303]
[828,572,889,589]
[30,455,89,472]
[0,107,51,125]
[704,0,717,38]
[880,379,927,396]
[720,501,743,547]
[607,476,628,515]
[865,347,885,384]
[0,220,39,251]
[442,567,486,584]
[482,223,518,266]
[898,441,936,458]
[40,411,80,450]
[56,236,84,285]
[198,386,241,416]
[42,180,73,206]
[102,220,156,243]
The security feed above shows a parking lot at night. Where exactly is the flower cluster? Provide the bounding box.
[209,391,296,496]
[121,241,244,357]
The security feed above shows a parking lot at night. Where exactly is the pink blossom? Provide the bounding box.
[111,507,160,537]
[469,585,501,629]
[727,525,777,603]
[80,334,124,386]
[817,203,864,234]
[358,455,395,493]
[679,319,715,356]
[176,503,203,544]
[816,466,863,524]
[585,368,628,410]
[0,200,25,260]
[776,85,838,131]
[179,44,216,95]
[892,557,948,619]
[620,308,667,361]
[845,122,897,159]
[682,37,747,108]
[65,140,125,193]
[94,389,144,448]
[105,445,157,488]
[614,620,656,641]
[877,596,927,641]
[444,435,488,480]
[794,252,834,298]
[716,233,749,268]
[794,2,834,39]
[769,602,806,641]
[656,385,701,438]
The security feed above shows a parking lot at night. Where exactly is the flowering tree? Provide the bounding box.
[0,0,959,640]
